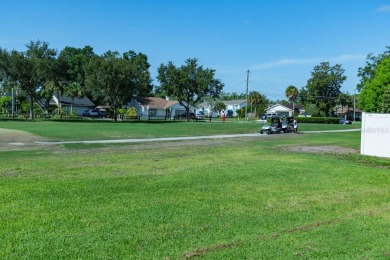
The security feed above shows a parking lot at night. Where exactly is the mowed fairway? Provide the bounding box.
[0,121,389,259]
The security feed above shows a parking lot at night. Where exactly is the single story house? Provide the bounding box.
[283,103,304,116]
[197,99,248,117]
[223,99,247,117]
[264,104,293,117]
[335,106,362,121]
[127,97,194,118]
[197,102,217,117]
[50,95,95,116]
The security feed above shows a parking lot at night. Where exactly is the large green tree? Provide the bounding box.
[219,91,247,100]
[53,46,96,115]
[357,48,390,112]
[303,62,346,116]
[157,58,224,121]
[0,48,7,81]
[2,40,57,119]
[85,50,152,121]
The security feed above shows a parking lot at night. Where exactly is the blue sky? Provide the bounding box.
[1,0,390,100]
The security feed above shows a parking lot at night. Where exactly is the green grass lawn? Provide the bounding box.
[0,119,361,141]
[1,123,388,259]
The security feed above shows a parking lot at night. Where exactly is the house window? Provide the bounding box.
[149,109,156,116]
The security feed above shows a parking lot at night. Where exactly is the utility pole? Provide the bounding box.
[353,91,356,122]
[11,87,15,119]
[245,69,250,121]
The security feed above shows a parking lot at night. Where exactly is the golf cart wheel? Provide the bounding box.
[267,129,271,134]
[260,130,263,134]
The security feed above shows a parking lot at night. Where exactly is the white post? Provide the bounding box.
[11,87,15,119]
[353,92,356,122]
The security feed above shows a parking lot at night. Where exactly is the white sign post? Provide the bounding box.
[361,112,390,158]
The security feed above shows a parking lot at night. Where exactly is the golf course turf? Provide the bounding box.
[0,121,389,259]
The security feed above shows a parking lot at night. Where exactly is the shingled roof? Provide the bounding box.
[132,97,179,109]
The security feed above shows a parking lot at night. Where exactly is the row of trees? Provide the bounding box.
[1,40,388,121]
[284,47,390,116]
[0,41,226,121]
[0,41,153,121]
[281,62,348,117]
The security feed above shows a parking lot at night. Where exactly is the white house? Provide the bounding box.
[197,99,248,117]
[264,104,293,117]
[223,99,247,117]
[127,97,194,118]
[197,101,217,117]
[50,95,95,116]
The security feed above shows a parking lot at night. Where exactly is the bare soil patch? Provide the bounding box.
[283,145,358,155]
[0,128,47,151]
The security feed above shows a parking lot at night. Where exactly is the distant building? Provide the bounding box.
[50,95,95,115]
[127,97,194,118]
[283,103,304,115]
[264,104,293,117]
[335,105,362,121]
[197,99,248,117]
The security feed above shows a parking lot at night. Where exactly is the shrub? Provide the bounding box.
[297,117,339,124]
[127,107,137,117]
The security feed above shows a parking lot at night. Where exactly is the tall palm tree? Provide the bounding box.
[285,85,299,115]
[64,82,84,115]
[249,91,263,117]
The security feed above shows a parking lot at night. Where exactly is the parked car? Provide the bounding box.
[339,118,352,124]
[180,112,196,119]
[82,109,101,117]
[196,111,204,119]
[82,109,92,117]
[97,108,107,117]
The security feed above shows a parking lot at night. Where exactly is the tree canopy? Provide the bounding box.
[157,58,224,120]
[85,50,152,121]
[285,85,299,114]
[2,40,57,119]
[302,62,346,116]
[357,47,390,112]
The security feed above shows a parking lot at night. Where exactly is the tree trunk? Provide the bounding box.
[292,101,295,116]
[56,90,62,118]
[29,97,34,120]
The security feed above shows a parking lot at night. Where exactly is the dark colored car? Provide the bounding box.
[339,118,352,124]
[98,109,107,117]
[82,109,92,117]
[181,112,196,119]
[82,109,101,117]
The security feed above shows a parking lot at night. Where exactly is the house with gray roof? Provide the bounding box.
[50,95,95,116]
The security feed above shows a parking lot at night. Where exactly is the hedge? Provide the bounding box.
[296,117,339,124]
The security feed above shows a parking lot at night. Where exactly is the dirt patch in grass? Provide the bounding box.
[0,128,47,151]
[181,218,340,259]
[282,145,358,155]
[0,127,258,153]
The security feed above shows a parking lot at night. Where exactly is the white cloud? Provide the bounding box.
[252,58,317,70]
[328,54,366,63]
[251,54,366,71]
[377,5,390,12]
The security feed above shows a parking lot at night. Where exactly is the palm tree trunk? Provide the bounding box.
[71,97,74,115]
[292,101,295,116]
